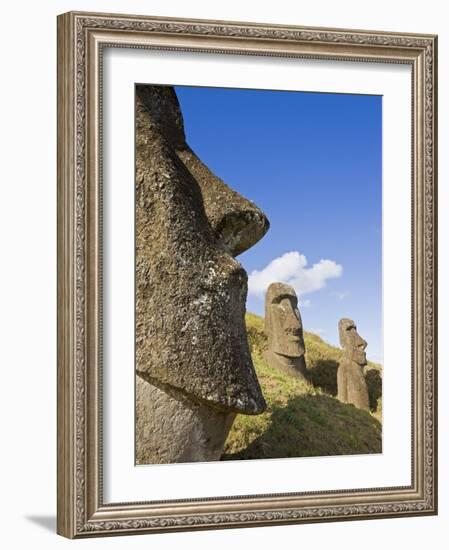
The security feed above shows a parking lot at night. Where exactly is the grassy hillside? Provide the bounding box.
[222,312,382,460]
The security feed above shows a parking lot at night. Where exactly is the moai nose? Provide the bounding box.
[177,147,269,257]
[357,334,367,350]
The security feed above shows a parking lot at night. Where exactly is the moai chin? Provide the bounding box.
[337,318,370,411]
[264,282,307,379]
[135,84,270,464]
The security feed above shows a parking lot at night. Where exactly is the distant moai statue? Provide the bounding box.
[264,282,307,379]
[337,318,370,411]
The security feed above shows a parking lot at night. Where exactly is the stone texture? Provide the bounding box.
[263,282,307,379]
[136,85,269,257]
[135,85,269,463]
[177,147,268,257]
[136,376,236,464]
[337,318,370,411]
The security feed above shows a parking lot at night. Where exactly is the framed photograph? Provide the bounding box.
[57,11,438,538]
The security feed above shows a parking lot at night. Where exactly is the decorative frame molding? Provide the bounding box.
[57,11,438,538]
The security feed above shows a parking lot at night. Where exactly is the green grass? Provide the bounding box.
[222,312,382,460]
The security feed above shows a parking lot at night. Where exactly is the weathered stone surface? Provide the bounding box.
[135,85,269,463]
[136,376,236,464]
[337,318,370,411]
[136,85,269,257]
[263,282,307,379]
[177,147,269,257]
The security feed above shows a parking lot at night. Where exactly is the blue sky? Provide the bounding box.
[175,86,383,364]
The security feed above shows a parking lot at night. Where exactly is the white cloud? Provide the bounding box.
[248,251,342,299]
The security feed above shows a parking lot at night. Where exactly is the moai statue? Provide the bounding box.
[337,318,370,411]
[264,282,307,379]
[135,84,270,464]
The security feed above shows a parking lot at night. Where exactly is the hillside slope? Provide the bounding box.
[222,312,382,460]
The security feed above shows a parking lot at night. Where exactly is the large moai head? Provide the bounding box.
[338,318,368,366]
[264,282,305,359]
[135,84,269,418]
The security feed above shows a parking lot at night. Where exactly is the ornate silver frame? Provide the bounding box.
[57,11,438,538]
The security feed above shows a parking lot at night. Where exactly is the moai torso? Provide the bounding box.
[337,318,370,411]
[263,282,307,380]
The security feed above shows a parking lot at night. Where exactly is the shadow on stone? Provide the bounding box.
[222,393,382,461]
